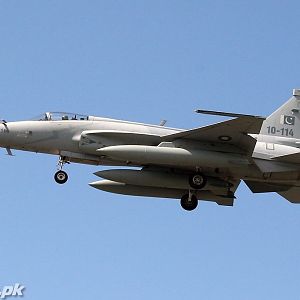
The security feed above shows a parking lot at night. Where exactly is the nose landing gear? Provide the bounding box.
[54,156,69,184]
[54,170,68,184]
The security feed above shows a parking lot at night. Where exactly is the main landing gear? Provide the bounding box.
[180,192,198,211]
[180,172,207,211]
[54,156,69,184]
[180,174,235,211]
[189,172,207,189]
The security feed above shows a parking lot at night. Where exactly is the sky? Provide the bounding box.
[1,1,300,299]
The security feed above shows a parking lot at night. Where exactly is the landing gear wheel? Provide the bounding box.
[189,173,207,189]
[54,170,68,184]
[180,194,198,211]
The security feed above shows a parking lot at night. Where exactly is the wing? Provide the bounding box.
[244,180,291,193]
[162,116,265,154]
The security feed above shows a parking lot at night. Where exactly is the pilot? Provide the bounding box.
[45,112,51,121]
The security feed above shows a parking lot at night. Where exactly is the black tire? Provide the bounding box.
[54,170,68,184]
[180,194,198,211]
[189,173,207,189]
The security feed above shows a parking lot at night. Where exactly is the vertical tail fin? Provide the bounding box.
[260,89,300,138]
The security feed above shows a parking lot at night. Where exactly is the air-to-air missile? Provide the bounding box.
[94,169,229,190]
[89,168,235,206]
[89,179,234,206]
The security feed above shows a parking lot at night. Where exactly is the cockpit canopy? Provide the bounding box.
[35,112,89,121]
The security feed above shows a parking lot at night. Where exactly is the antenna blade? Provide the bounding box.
[195,109,264,119]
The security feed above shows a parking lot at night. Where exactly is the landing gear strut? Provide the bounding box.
[180,192,198,211]
[226,182,235,198]
[54,156,69,184]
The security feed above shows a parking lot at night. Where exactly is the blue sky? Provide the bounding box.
[1,1,300,299]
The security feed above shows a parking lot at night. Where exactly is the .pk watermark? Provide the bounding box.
[0,284,25,299]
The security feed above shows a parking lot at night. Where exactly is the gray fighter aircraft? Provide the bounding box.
[1,89,300,210]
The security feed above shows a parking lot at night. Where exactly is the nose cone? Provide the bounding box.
[0,122,26,148]
[0,123,11,147]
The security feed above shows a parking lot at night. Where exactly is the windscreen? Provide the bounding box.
[33,112,89,121]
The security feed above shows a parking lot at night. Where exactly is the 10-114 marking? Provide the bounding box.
[267,126,294,137]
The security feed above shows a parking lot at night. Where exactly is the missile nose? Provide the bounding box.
[89,180,126,192]
[89,179,116,188]
[94,170,112,178]
[96,147,115,156]
[89,181,100,189]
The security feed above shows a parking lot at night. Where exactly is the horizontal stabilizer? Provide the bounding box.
[272,152,300,164]
[253,158,300,173]
[244,180,291,193]
[278,187,300,203]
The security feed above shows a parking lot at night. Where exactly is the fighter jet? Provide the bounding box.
[2,89,300,211]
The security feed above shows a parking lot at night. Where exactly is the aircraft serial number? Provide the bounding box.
[267,126,294,137]
[0,128,8,133]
